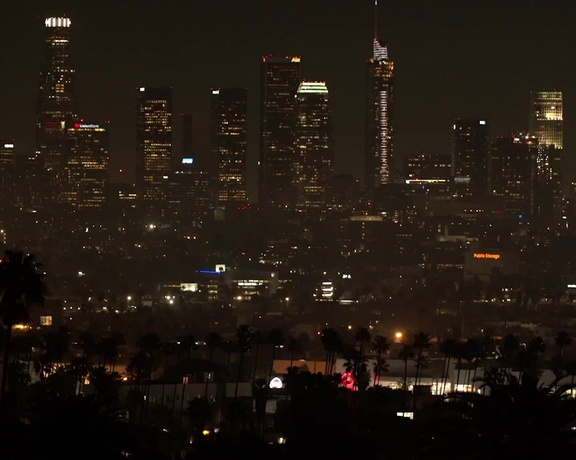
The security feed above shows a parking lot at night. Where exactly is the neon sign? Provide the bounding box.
[269,377,283,389]
[473,253,501,260]
[341,371,357,391]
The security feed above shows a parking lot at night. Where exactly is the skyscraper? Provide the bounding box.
[529,91,563,149]
[365,1,394,195]
[452,119,490,196]
[260,55,302,205]
[529,90,563,225]
[136,87,172,205]
[64,122,109,209]
[490,135,538,217]
[211,88,248,205]
[294,82,334,207]
[0,141,15,205]
[35,16,76,200]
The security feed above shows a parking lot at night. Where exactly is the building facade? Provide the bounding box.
[490,135,538,218]
[136,87,172,206]
[260,55,302,205]
[452,119,489,197]
[35,17,76,202]
[64,122,109,209]
[529,91,563,149]
[365,35,394,195]
[404,152,451,180]
[529,91,563,226]
[293,82,334,207]
[211,88,248,205]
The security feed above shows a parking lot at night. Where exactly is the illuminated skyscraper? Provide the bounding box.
[529,91,563,225]
[529,91,563,149]
[0,141,15,204]
[64,122,109,209]
[211,88,247,205]
[136,87,172,205]
[365,1,394,196]
[294,82,334,207]
[452,119,489,196]
[35,16,76,200]
[260,55,302,205]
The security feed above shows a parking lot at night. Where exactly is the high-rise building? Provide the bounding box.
[64,122,109,209]
[529,91,563,226]
[294,82,334,207]
[529,91,563,149]
[404,152,451,180]
[452,119,490,196]
[35,16,76,201]
[211,88,248,205]
[260,55,302,205]
[136,87,172,205]
[0,141,15,206]
[490,135,538,217]
[365,2,394,195]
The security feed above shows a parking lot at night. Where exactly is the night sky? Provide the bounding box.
[1,0,576,198]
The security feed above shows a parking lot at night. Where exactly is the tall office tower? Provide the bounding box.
[63,122,109,209]
[529,91,563,149]
[35,17,76,186]
[211,88,248,205]
[365,1,394,196]
[293,82,334,207]
[0,141,15,207]
[404,152,452,180]
[490,135,538,217]
[452,119,489,196]
[529,91,563,225]
[260,55,302,205]
[136,87,172,206]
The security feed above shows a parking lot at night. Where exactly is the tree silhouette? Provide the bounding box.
[0,250,45,411]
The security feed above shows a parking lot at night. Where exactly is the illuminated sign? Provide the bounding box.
[341,371,357,391]
[74,123,100,129]
[180,283,198,292]
[182,158,194,164]
[215,264,226,273]
[269,377,283,389]
[473,253,501,260]
[3,144,14,149]
[479,120,487,125]
[45,17,71,28]
[212,89,220,95]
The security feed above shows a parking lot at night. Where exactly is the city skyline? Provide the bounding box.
[1,1,576,200]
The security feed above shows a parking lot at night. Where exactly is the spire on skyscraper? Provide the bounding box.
[373,0,388,60]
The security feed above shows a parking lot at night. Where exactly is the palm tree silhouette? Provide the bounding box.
[204,331,222,399]
[267,328,284,383]
[371,335,390,386]
[235,325,253,398]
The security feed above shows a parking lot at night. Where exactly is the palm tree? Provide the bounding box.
[372,335,390,386]
[286,336,300,370]
[235,325,253,398]
[413,332,431,385]
[499,333,520,372]
[0,250,45,408]
[439,338,456,394]
[555,330,572,367]
[267,328,284,383]
[204,332,222,398]
[251,329,264,382]
[355,327,372,359]
[320,328,342,375]
[78,332,96,362]
[399,343,415,391]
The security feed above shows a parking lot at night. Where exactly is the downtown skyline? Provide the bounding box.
[1,1,575,199]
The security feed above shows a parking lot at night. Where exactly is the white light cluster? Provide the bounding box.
[297,81,329,94]
[45,17,71,28]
